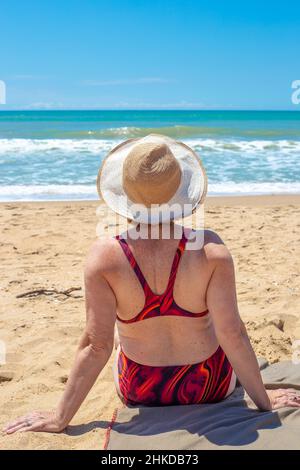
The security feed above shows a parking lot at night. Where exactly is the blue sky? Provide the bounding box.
[0,0,300,109]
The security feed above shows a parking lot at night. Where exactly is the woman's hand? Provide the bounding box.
[266,388,300,410]
[3,410,66,434]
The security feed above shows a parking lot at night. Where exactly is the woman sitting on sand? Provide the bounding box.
[5,134,300,434]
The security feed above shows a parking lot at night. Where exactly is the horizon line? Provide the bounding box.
[0,108,299,112]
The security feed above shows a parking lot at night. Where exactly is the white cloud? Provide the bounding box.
[10,75,51,81]
[24,101,65,109]
[82,77,172,86]
[0,80,6,104]
[12,100,206,110]
[111,100,206,109]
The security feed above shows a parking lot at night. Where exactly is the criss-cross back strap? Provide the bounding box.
[115,232,188,297]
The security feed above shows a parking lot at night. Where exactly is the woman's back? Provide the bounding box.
[104,225,222,366]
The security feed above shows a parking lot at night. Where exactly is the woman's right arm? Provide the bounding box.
[206,242,272,411]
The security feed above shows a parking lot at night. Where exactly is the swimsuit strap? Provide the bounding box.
[115,235,148,290]
[115,231,188,296]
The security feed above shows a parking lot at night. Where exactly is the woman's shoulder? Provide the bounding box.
[202,229,232,262]
[84,236,123,277]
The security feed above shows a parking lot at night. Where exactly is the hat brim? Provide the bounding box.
[97,134,207,224]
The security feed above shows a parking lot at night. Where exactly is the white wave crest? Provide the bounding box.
[0,138,116,155]
[186,139,300,154]
[0,138,300,156]
[0,182,299,201]
[209,182,300,195]
[0,184,97,201]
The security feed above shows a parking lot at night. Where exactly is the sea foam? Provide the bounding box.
[1,137,300,155]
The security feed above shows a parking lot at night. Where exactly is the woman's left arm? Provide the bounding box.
[4,240,117,434]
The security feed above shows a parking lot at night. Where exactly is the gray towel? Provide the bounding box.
[105,359,300,450]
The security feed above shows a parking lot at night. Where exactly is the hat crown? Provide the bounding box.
[97,133,207,224]
[122,141,182,207]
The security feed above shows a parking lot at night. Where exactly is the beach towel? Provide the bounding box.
[104,359,300,450]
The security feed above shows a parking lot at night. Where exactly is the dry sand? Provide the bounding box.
[0,195,300,449]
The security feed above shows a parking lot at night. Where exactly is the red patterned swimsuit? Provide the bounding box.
[116,232,233,406]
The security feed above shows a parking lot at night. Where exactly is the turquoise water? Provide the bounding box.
[0,110,299,200]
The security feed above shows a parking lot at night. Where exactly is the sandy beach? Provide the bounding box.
[1,195,300,450]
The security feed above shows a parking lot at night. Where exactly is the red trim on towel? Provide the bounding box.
[103,408,118,450]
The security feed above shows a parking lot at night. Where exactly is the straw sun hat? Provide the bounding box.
[97,134,207,224]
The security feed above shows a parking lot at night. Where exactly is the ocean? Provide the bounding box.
[0,110,299,201]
